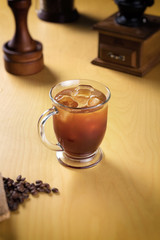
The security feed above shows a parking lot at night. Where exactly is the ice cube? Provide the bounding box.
[88,96,102,107]
[57,95,78,108]
[74,96,89,108]
[71,85,94,98]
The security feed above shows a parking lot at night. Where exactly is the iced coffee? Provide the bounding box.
[53,85,108,158]
[38,79,110,168]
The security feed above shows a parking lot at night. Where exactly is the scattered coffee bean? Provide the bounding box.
[36,187,41,192]
[16,175,22,182]
[35,180,43,184]
[12,202,19,211]
[17,185,25,193]
[3,175,59,212]
[44,183,50,189]
[21,194,28,200]
[35,183,41,188]
[21,177,26,181]
[12,191,19,200]
[31,189,38,196]
[44,188,51,194]
[52,188,59,193]
[24,189,30,194]
[19,196,24,204]
[24,182,30,188]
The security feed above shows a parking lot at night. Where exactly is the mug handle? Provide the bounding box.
[38,106,63,151]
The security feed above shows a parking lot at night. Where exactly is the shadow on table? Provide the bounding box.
[144,64,160,89]
[0,218,17,240]
[126,63,160,90]
[68,13,101,31]
[12,65,59,88]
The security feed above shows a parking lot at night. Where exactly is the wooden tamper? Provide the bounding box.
[3,0,44,76]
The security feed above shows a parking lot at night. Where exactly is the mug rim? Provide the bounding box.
[49,79,111,111]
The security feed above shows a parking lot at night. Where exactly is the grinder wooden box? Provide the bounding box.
[92,13,160,76]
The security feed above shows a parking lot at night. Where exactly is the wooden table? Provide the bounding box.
[0,0,160,239]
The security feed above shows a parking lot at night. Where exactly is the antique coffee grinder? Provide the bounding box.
[92,0,160,76]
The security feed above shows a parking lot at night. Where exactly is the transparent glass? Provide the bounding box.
[38,79,111,169]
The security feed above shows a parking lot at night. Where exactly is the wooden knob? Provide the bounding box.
[3,0,44,76]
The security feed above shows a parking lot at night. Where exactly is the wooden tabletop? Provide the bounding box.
[0,0,160,239]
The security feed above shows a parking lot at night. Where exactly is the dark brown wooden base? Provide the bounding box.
[92,13,160,77]
[37,9,79,23]
[3,41,44,76]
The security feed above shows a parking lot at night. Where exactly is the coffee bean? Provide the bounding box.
[37,187,45,192]
[22,193,29,199]
[12,191,20,200]
[44,188,51,194]
[18,196,24,203]
[16,175,22,181]
[8,199,14,209]
[24,189,30,194]
[31,189,38,196]
[52,188,59,193]
[21,177,26,181]
[44,183,51,189]
[17,185,25,193]
[3,177,7,183]
[35,180,43,184]
[11,202,19,211]
[30,185,36,191]
[7,181,13,187]
[13,181,19,187]
[36,187,41,192]
[24,182,30,188]
[35,183,41,188]
[2,175,59,212]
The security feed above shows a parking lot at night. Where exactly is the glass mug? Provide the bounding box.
[38,80,111,169]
